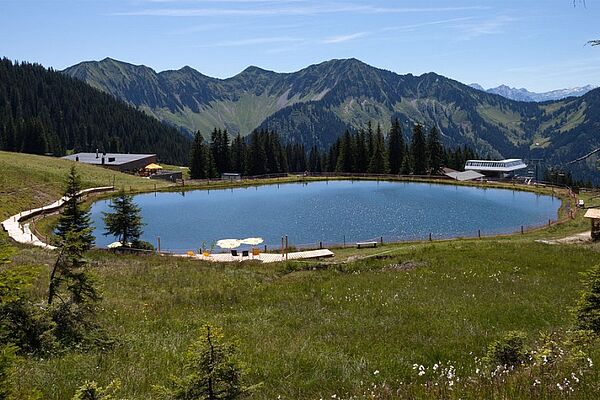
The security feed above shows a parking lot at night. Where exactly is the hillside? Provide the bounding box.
[1,151,599,399]
[0,59,191,164]
[63,58,600,182]
[0,151,169,221]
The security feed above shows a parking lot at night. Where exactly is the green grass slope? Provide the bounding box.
[0,151,169,221]
[1,151,599,399]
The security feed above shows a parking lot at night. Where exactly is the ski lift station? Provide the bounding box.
[464,159,527,178]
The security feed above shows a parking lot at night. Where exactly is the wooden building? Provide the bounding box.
[62,152,157,172]
[584,208,600,241]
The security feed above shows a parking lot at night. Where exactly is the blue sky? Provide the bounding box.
[1,0,599,91]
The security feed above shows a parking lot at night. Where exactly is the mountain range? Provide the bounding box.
[63,57,600,181]
[468,83,597,102]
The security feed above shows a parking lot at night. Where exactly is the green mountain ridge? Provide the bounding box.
[63,57,600,181]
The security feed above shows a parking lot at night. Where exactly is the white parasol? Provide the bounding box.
[216,239,242,249]
[241,237,264,245]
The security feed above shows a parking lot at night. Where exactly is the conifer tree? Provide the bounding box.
[354,129,368,173]
[55,166,94,250]
[410,124,427,175]
[48,229,101,346]
[426,126,444,174]
[327,141,340,172]
[368,123,388,174]
[245,130,267,176]
[21,118,47,155]
[336,130,354,172]
[387,118,404,174]
[206,149,219,178]
[308,145,322,172]
[102,190,144,247]
[230,133,246,173]
[400,153,412,175]
[220,129,230,172]
[265,131,282,173]
[161,325,251,400]
[366,121,374,163]
[210,128,222,173]
[189,131,207,179]
[575,264,600,333]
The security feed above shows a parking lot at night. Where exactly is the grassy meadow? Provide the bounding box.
[1,151,600,398]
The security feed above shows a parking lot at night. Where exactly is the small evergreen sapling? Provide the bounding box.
[55,166,94,250]
[159,324,252,400]
[575,264,600,333]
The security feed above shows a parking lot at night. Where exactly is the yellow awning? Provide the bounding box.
[145,163,163,170]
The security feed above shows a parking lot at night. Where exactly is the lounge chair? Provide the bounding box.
[231,249,238,257]
[242,250,249,257]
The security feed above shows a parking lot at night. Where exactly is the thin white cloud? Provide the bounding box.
[453,16,516,40]
[381,16,477,33]
[323,32,368,44]
[114,4,489,17]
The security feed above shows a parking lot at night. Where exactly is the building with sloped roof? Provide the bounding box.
[62,151,156,172]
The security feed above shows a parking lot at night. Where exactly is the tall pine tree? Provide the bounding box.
[410,124,427,175]
[368,123,388,173]
[336,129,354,172]
[189,131,207,179]
[230,133,246,173]
[387,118,404,174]
[426,126,444,174]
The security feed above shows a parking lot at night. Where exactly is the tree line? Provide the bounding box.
[189,120,478,179]
[0,58,191,164]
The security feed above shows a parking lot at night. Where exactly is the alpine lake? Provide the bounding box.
[87,180,561,252]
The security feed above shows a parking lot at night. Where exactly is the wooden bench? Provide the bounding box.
[356,241,378,249]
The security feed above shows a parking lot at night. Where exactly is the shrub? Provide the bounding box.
[484,330,529,367]
[575,264,600,333]
[0,344,17,400]
[71,380,121,400]
[132,240,154,251]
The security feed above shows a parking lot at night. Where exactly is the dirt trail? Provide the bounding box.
[536,231,591,245]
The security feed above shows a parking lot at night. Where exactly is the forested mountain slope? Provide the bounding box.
[0,59,191,164]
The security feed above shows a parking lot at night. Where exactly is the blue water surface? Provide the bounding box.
[89,180,560,252]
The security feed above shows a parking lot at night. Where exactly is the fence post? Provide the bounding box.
[521,225,524,234]
[478,229,481,238]
[429,233,432,241]
[157,236,161,253]
[343,235,346,247]
[285,235,289,260]
[264,245,267,253]
[380,236,383,245]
